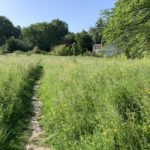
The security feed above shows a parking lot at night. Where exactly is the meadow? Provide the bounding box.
[39,56,150,150]
[0,55,150,150]
[0,55,41,149]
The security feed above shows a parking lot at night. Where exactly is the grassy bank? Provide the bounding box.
[0,55,41,150]
[38,57,150,150]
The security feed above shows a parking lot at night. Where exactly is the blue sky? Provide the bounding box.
[0,0,115,32]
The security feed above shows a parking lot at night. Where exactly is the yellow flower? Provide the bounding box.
[110,121,114,124]
[102,132,107,136]
[145,89,150,94]
[113,129,118,133]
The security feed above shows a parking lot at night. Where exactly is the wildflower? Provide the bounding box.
[110,121,114,124]
[102,132,107,136]
[113,129,118,133]
[145,88,150,94]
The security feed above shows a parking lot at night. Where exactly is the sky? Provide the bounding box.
[0,0,115,33]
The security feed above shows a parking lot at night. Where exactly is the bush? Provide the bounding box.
[32,46,41,54]
[0,44,9,54]
[75,31,93,53]
[4,37,32,53]
[52,43,83,56]
[14,50,24,55]
[71,43,82,55]
[52,44,72,56]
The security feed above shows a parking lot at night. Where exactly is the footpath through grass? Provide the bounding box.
[0,55,150,150]
[0,55,42,150]
[38,57,150,150]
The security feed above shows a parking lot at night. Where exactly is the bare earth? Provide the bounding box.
[25,82,50,150]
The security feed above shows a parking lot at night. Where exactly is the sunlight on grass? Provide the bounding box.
[39,57,150,150]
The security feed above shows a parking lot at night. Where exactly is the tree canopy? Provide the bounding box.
[22,19,68,51]
[0,16,21,46]
[0,1,149,58]
[104,0,150,58]
[75,31,93,52]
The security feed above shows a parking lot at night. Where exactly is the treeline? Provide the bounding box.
[0,0,149,58]
[0,16,104,55]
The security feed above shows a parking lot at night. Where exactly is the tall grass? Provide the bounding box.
[0,55,41,149]
[39,57,150,150]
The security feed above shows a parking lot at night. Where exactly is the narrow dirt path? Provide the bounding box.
[25,81,50,150]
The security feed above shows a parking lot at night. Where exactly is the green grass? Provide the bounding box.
[0,55,150,150]
[38,56,150,150]
[0,55,42,149]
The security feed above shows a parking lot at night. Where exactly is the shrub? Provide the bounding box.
[32,46,41,54]
[75,31,93,53]
[4,37,32,53]
[71,43,82,55]
[26,51,32,56]
[0,44,9,54]
[52,43,83,56]
[14,50,24,55]
[52,44,72,56]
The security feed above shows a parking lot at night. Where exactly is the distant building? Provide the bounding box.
[93,44,120,56]
[93,44,102,52]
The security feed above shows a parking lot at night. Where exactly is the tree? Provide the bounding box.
[71,43,82,55]
[99,9,113,24]
[89,27,101,44]
[22,22,52,50]
[14,26,21,38]
[104,0,150,58]
[1,37,32,53]
[96,18,105,45]
[75,31,93,53]
[22,19,69,51]
[63,32,75,45]
[88,18,105,45]
[8,37,31,52]
[0,16,21,46]
[88,9,113,45]
[51,19,69,45]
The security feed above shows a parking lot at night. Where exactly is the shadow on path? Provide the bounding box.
[0,65,43,150]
